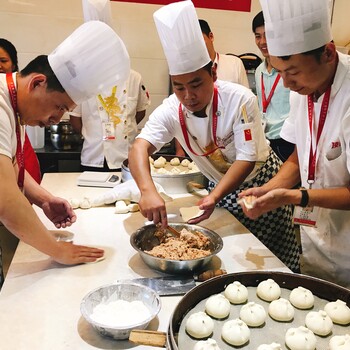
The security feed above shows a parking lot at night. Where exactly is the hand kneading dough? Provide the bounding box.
[185,312,214,339]
[224,281,248,304]
[324,299,350,325]
[221,319,250,346]
[289,286,314,309]
[239,302,267,327]
[305,310,333,336]
[268,298,294,321]
[329,334,350,350]
[285,326,317,350]
[257,279,281,301]
[257,343,283,350]
[205,294,230,319]
[194,338,222,350]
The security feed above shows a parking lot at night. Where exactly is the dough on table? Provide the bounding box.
[170,157,180,166]
[257,343,283,350]
[324,299,350,325]
[205,294,230,319]
[185,311,214,339]
[289,286,314,309]
[79,197,92,209]
[329,334,350,350]
[305,310,333,336]
[127,203,139,212]
[224,281,248,304]
[193,338,221,350]
[256,279,281,301]
[115,200,129,214]
[69,198,80,209]
[179,206,205,222]
[239,301,267,327]
[268,298,294,321]
[285,326,317,350]
[221,319,250,346]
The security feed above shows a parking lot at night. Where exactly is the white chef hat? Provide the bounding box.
[48,21,130,105]
[260,0,332,56]
[82,0,112,27]
[153,0,211,75]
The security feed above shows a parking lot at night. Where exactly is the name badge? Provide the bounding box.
[102,121,115,141]
[293,206,319,227]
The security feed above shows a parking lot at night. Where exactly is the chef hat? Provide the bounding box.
[48,21,130,105]
[260,0,332,56]
[153,0,211,75]
[82,0,112,27]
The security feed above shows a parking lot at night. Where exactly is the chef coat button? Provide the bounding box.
[216,111,221,116]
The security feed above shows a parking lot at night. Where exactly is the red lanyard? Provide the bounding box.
[307,87,331,187]
[6,73,25,190]
[261,72,281,113]
[178,85,223,157]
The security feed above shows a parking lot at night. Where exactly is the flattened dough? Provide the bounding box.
[180,206,205,222]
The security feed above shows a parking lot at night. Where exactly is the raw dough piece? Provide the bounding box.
[224,281,248,304]
[51,230,74,242]
[221,319,250,346]
[115,200,129,214]
[239,301,267,327]
[329,334,350,350]
[69,198,80,209]
[154,158,166,168]
[257,343,283,350]
[127,203,139,212]
[188,162,199,172]
[185,311,214,339]
[285,326,317,350]
[170,167,181,174]
[305,310,333,336]
[205,294,230,319]
[179,206,205,222]
[324,299,350,325]
[181,159,191,167]
[194,338,221,350]
[289,286,314,309]
[238,195,257,209]
[268,298,294,321]
[256,279,281,301]
[80,197,92,209]
[170,157,180,166]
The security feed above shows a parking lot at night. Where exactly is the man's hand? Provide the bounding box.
[188,195,215,224]
[41,197,77,228]
[139,191,168,227]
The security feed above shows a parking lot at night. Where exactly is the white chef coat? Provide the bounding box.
[74,70,150,169]
[281,52,350,288]
[138,79,269,184]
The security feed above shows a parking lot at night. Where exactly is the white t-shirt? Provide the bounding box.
[138,80,269,183]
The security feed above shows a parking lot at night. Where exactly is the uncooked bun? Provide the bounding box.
[193,338,222,350]
[205,294,230,319]
[239,302,267,327]
[69,198,80,209]
[79,197,92,209]
[221,319,250,346]
[181,159,191,167]
[285,326,317,350]
[324,299,350,325]
[224,281,248,304]
[170,157,180,166]
[185,311,214,339]
[154,158,166,168]
[329,334,350,350]
[289,286,314,309]
[268,298,294,321]
[305,310,333,336]
[257,343,283,350]
[256,279,281,301]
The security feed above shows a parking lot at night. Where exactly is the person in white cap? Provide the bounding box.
[240,0,350,288]
[129,0,300,272]
[69,0,150,171]
[0,20,129,287]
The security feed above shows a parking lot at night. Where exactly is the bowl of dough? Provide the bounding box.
[130,223,223,274]
[121,155,208,194]
[80,282,161,340]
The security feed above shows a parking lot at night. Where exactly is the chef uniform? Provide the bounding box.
[138,0,300,272]
[261,0,350,287]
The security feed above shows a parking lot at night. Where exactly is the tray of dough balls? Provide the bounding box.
[169,271,350,350]
[121,155,208,194]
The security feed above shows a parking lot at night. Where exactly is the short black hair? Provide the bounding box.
[252,11,264,33]
[0,38,19,71]
[280,45,327,63]
[199,19,211,36]
[20,55,65,93]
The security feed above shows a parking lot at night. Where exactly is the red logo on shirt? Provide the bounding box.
[244,129,252,141]
[331,141,341,149]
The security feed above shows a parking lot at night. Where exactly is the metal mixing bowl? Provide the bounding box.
[80,282,161,340]
[130,223,223,274]
[50,133,82,150]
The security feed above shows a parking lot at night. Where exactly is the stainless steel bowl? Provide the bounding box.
[80,282,161,340]
[50,133,82,150]
[130,223,223,274]
[50,121,75,134]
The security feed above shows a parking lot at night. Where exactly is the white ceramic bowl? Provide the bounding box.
[80,282,161,340]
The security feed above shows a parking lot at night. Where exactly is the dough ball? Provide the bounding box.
[205,294,230,319]
[170,157,180,166]
[305,310,333,336]
[154,158,165,168]
[181,159,191,167]
[69,198,80,209]
[324,299,350,325]
[224,281,248,304]
[240,301,267,327]
[268,298,294,321]
[127,203,139,212]
[115,200,129,214]
[193,338,221,350]
[329,334,350,350]
[289,286,314,309]
[221,319,250,346]
[79,197,92,209]
[285,326,317,350]
[185,311,214,339]
[148,156,154,164]
[257,343,283,350]
[256,279,281,302]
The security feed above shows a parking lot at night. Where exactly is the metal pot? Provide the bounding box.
[50,121,75,134]
[50,121,83,150]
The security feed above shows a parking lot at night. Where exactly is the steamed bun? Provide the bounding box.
[324,299,350,325]
[239,302,267,327]
[205,294,230,319]
[221,319,250,346]
[289,286,314,309]
[268,298,294,321]
[224,281,248,304]
[185,312,214,339]
[305,310,333,336]
[257,279,281,301]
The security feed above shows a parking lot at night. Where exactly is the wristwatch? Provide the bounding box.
[299,188,309,207]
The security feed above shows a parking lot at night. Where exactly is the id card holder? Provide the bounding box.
[102,121,115,140]
[293,205,319,227]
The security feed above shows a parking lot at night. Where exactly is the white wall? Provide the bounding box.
[1,0,349,117]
